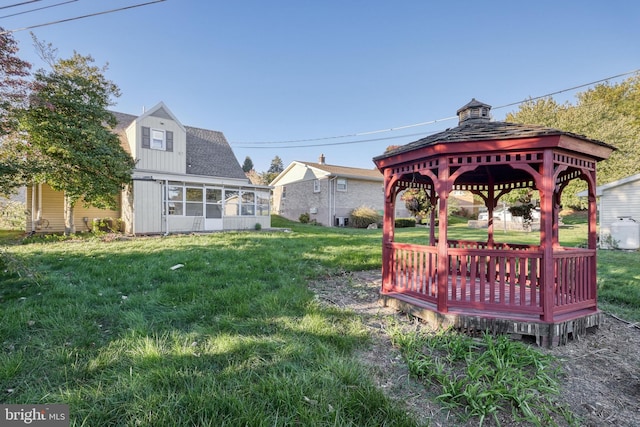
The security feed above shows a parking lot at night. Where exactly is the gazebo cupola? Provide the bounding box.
[456,98,492,124]
[372,99,616,346]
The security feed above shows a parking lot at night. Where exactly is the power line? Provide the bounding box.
[231,69,640,146]
[0,0,79,20]
[236,130,435,149]
[0,1,43,11]
[0,0,166,34]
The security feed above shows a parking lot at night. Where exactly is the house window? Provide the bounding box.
[337,178,347,191]
[241,191,255,215]
[282,186,286,199]
[151,129,166,150]
[165,184,267,218]
[256,191,270,216]
[206,188,222,218]
[166,185,183,215]
[185,187,203,216]
[313,179,320,193]
[224,190,239,216]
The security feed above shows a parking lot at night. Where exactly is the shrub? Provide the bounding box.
[299,213,310,223]
[92,217,123,233]
[0,201,25,230]
[350,206,381,228]
[254,223,262,230]
[395,218,416,228]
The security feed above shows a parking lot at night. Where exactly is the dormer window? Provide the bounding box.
[151,129,166,150]
[142,126,174,152]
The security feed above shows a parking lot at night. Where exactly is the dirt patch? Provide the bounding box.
[308,271,640,427]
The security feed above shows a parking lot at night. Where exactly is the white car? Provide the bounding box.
[478,207,539,221]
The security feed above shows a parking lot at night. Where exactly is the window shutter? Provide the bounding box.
[142,126,150,148]
[166,131,173,152]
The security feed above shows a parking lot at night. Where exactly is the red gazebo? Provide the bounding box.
[373,99,615,346]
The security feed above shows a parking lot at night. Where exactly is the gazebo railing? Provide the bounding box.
[386,241,597,320]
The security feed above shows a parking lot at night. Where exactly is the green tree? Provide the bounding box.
[19,52,135,234]
[242,156,254,173]
[268,155,284,173]
[506,74,640,208]
[263,155,284,184]
[0,28,32,195]
[400,188,432,221]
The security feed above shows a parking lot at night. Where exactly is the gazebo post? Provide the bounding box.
[487,178,495,248]
[429,191,437,246]
[540,149,555,322]
[381,171,396,292]
[436,164,450,313]
[588,176,598,302]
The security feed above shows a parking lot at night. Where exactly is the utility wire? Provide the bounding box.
[0,0,166,34]
[0,0,43,11]
[232,69,640,146]
[0,0,78,19]
[237,130,434,149]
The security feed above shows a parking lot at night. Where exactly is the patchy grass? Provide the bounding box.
[389,326,577,426]
[1,213,638,425]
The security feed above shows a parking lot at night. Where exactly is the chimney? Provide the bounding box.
[456,98,491,125]
[319,153,325,164]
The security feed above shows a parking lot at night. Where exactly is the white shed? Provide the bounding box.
[579,173,640,248]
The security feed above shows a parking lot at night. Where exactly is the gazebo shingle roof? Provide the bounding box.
[374,120,615,161]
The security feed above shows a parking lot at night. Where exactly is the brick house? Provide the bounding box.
[270,155,411,226]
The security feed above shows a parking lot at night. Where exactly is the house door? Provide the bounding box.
[204,187,223,230]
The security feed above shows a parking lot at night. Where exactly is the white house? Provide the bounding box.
[26,102,271,234]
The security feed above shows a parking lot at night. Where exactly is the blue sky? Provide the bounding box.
[4,0,639,173]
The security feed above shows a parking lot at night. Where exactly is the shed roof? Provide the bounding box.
[577,172,640,197]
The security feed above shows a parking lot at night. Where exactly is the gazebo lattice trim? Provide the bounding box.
[373,100,615,346]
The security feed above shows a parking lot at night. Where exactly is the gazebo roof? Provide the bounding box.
[374,102,615,163]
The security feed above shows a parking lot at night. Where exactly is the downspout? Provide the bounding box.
[164,179,170,235]
[329,176,337,227]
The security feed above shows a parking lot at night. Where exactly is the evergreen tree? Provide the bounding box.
[263,155,284,184]
[242,156,254,173]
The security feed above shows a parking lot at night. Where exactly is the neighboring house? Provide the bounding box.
[270,155,412,226]
[578,173,640,249]
[26,102,271,234]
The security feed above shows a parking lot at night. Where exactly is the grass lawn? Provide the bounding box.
[1,214,638,426]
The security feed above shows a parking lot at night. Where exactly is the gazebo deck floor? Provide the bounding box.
[379,289,602,347]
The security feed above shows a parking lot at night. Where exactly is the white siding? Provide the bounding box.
[135,116,186,174]
[133,180,163,234]
[599,179,640,244]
